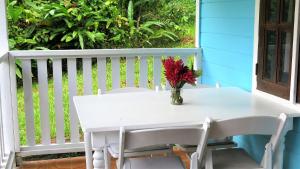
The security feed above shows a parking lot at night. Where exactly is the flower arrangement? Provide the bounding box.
[162,57,201,105]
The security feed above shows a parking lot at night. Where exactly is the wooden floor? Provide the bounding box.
[19,149,190,169]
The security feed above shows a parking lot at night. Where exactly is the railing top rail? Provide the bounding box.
[9,48,200,59]
[0,51,8,63]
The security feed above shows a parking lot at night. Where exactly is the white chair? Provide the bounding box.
[116,119,211,169]
[100,87,172,168]
[178,82,237,154]
[206,113,288,169]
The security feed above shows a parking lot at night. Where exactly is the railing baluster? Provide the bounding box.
[181,55,189,65]
[139,56,148,88]
[0,88,4,163]
[111,58,120,89]
[153,56,162,88]
[53,59,64,144]
[83,58,93,95]
[37,59,51,145]
[97,58,106,93]
[21,60,36,146]
[126,57,135,87]
[67,58,80,143]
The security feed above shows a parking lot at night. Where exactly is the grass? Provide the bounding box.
[17,25,195,146]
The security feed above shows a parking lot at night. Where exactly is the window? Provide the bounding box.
[257,0,295,99]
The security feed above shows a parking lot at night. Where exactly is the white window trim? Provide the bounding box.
[252,0,300,111]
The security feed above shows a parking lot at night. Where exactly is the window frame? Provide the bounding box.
[257,0,295,100]
[252,0,300,108]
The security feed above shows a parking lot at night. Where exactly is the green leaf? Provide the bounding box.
[86,31,95,42]
[63,19,73,28]
[49,9,55,15]
[95,32,105,41]
[72,31,78,38]
[127,0,134,27]
[78,32,84,49]
[16,67,22,79]
[66,36,73,42]
[7,6,22,22]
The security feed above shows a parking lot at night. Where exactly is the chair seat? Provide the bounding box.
[211,148,262,169]
[178,138,237,153]
[122,156,185,169]
[108,143,172,158]
[108,87,151,94]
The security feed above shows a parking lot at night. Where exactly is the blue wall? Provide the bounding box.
[200,0,254,91]
[200,0,300,168]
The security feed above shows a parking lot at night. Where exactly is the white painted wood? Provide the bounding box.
[108,87,151,94]
[118,122,210,169]
[73,87,300,133]
[0,86,5,164]
[0,52,17,162]
[111,58,120,89]
[93,148,105,169]
[290,0,300,103]
[37,60,51,145]
[139,56,148,88]
[153,56,162,87]
[0,52,7,63]
[195,0,200,48]
[19,143,84,157]
[251,0,261,92]
[181,55,189,66]
[0,0,9,52]
[10,48,198,59]
[83,58,93,95]
[207,114,288,169]
[97,58,107,93]
[21,60,35,146]
[84,132,93,169]
[272,117,293,169]
[126,57,135,87]
[53,59,65,144]
[67,58,80,143]
[8,57,20,152]
[254,89,300,112]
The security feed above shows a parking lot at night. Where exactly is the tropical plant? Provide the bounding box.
[7,0,179,50]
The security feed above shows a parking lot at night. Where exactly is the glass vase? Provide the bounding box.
[171,88,183,105]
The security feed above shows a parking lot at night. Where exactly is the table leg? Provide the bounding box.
[273,118,293,169]
[84,132,93,169]
[93,147,105,169]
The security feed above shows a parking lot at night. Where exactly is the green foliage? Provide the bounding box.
[7,0,192,50]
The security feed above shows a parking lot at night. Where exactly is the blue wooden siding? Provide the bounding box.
[200,0,254,91]
[200,0,300,168]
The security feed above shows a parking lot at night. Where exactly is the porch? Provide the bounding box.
[1,0,300,169]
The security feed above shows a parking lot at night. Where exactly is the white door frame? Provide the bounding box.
[252,0,300,110]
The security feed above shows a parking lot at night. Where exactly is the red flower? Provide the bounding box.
[162,57,200,88]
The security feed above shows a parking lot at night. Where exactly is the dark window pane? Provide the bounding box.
[267,0,278,22]
[279,32,292,83]
[264,31,277,80]
[282,0,294,23]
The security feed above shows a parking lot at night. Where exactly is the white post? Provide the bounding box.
[0,0,9,52]
[0,0,18,165]
[195,0,200,49]
[195,0,202,84]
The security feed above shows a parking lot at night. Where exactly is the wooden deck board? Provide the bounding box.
[19,149,189,169]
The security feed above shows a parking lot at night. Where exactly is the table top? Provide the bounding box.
[73,87,300,132]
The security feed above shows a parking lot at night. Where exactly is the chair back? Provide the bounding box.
[209,113,288,168]
[118,119,211,169]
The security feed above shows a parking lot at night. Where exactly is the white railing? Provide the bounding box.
[7,48,201,157]
[0,51,14,169]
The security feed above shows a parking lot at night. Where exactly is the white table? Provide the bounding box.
[73,87,299,169]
